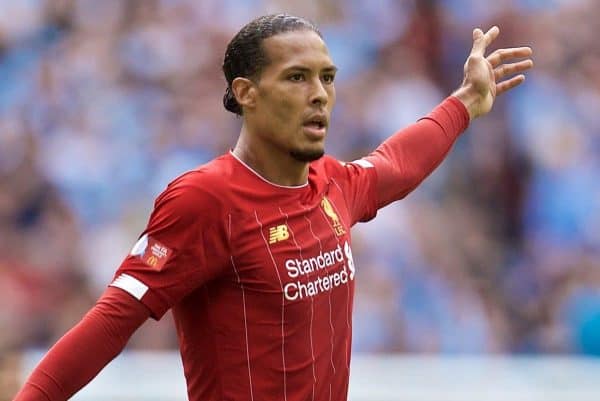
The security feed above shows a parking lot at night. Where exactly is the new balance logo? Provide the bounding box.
[269,224,290,244]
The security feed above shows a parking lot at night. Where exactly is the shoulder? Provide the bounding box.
[154,154,235,218]
[310,155,375,181]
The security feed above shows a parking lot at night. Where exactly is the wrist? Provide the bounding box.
[451,85,480,121]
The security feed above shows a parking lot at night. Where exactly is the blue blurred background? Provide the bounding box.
[2,1,600,391]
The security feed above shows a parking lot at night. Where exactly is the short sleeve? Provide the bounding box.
[110,177,228,320]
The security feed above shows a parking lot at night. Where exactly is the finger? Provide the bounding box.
[471,26,500,57]
[483,25,500,46]
[496,74,526,96]
[487,47,533,68]
[494,59,534,81]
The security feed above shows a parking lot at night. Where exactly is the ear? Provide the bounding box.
[231,77,257,112]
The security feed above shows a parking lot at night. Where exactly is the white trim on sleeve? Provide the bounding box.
[351,159,374,168]
[110,273,149,300]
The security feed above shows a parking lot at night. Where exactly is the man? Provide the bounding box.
[13,13,532,401]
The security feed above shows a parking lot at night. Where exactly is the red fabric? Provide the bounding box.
[365,96,470,207]
[112,152,375,401]
[13,287,149,401]
[109,95,468,401]
[14,96,468,401]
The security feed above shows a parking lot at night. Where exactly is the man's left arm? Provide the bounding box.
[363,96,469,208]
[364,26,533,208]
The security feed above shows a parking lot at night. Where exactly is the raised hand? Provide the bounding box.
[453,26,533,120]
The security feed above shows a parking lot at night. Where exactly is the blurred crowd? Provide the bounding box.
[2,0,600,368]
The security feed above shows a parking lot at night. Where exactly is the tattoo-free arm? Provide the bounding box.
[13,287,150,401]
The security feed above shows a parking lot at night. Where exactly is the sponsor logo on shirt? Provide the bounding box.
[283,241,355,301]
[321,197,346,236]
[269,224,290,244]
[130,233,171,270]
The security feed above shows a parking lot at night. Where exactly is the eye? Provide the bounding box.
[322,73,335,84]
[289,73,305,82]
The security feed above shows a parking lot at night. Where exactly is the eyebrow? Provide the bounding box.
[284,65,338,73]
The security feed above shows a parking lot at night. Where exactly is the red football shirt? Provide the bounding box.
[110,97,469,401]
[112,151,376,401]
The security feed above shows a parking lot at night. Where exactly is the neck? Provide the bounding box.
[232,126,309,187]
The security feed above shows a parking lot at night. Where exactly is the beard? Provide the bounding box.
[289,148,325,162]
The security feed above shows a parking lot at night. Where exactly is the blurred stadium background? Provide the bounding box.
[2,0,600,400]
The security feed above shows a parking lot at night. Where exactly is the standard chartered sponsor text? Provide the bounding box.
[284,242,356,301]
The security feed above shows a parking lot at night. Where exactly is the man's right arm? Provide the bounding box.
[13,287,150,401]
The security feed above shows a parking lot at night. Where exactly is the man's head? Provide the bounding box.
[223,14,337,162]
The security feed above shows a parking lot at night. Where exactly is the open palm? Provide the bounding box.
[460,26,533,119]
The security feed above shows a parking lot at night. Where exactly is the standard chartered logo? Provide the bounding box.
[344,241,355,280]
[283,241,355,301]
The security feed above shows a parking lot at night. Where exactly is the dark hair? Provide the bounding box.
[222,14,322,115]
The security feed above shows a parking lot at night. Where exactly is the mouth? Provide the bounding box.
[303,115,328,139]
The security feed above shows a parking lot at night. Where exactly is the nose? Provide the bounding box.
[310,78,328,106]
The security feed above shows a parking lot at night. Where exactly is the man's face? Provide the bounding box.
[250,30,337,162]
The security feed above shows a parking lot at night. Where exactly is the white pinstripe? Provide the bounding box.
[254,210,287,401]
[330,179,352,329]
[317,189,353,383]
[330,178,353,371]
[228,214,254,401]
[281,206,317,401]
[311,201,338,401]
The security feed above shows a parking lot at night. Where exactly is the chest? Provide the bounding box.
[227,192,357,302]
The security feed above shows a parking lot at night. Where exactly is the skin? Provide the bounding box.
[232,30,336,186]
[232,26,533,186]
[453,26,533,119]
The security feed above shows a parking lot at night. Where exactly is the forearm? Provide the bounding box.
[13,287,149,401]
[365,96,470,207]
